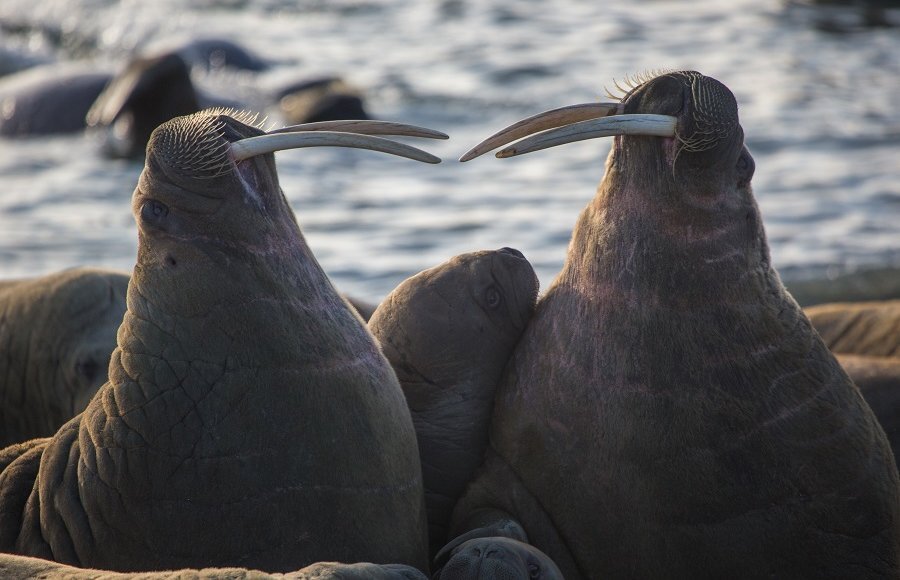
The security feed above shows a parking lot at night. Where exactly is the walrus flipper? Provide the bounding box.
[0,437,50,552]
[13,418,82,563]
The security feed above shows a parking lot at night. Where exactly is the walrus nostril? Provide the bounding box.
[498,247,525,259]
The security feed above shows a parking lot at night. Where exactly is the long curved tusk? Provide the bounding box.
[267,120,449,140]
[231,131,442,164]
[459,102,622,162]
[496,114,677,159]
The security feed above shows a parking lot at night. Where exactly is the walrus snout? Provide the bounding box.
[437,538,563,580]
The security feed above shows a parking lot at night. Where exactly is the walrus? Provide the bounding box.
[0,52,202,154]
[276,77,369,125]
[0,63,113,136]
[0,267,128,447]
[442,70,900,578]
[368,248,540,557]
[805,300,900,357]
[0,111,448,574]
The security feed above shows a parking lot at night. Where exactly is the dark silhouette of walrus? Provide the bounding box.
[0,42,370,159]
[0,268,128,447]
[445,70,900,579]
[368,248,539,558]
[0,110,448,576]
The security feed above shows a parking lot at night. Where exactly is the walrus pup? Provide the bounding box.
[0,110,449,574]
[368,248,539,557]
[448,71,900,578]
[0,268,128,447]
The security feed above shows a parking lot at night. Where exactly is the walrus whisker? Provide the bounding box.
[230,131,442,164]
[458,102,622,162]
[266,120,449,140]
[494,114,677,159]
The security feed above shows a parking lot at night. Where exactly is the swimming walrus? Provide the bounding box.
[443,70,900,578]
[0,267,128,447]
[368,248,539,557]
[0,110,449,575]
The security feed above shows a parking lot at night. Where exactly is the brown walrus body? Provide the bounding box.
[806,299,900,357]
[0,110,428,575]
[444,71,900,579]
[368,248,539,557]
[0,268,128,447]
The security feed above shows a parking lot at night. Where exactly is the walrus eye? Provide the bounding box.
[141,199,170,223]
[528,562,541,579]
[485,285,502,309]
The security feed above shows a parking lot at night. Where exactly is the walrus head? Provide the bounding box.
[133,110,446,314]
[463,71,763,302]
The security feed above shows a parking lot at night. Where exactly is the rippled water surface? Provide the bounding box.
[1,0,898,301]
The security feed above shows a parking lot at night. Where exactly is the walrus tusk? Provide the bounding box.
[459,102,622,162]
[231,131,443,164]
[268,120,449,140]
[495,114,677,159]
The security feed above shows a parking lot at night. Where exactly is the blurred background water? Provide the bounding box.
[0,0,898,302]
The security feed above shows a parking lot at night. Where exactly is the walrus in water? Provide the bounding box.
[0,110,449,576]
[368,248,540,557]
[0,268,128,447]
[443,70,900,578]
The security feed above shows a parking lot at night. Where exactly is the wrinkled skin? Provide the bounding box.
[836,354,900,466]
[804,300,900,466]
[0,110,428,574]
[368,248,538,557]
[0,268,128,446]
[442,71,900,579]
[0,269,371,449]
[806,300,900,357]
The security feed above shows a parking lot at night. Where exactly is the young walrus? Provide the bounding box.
[0,111,449,577]
[368,248,539,557]
[805,299,900,357]
[443,70,900,579]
